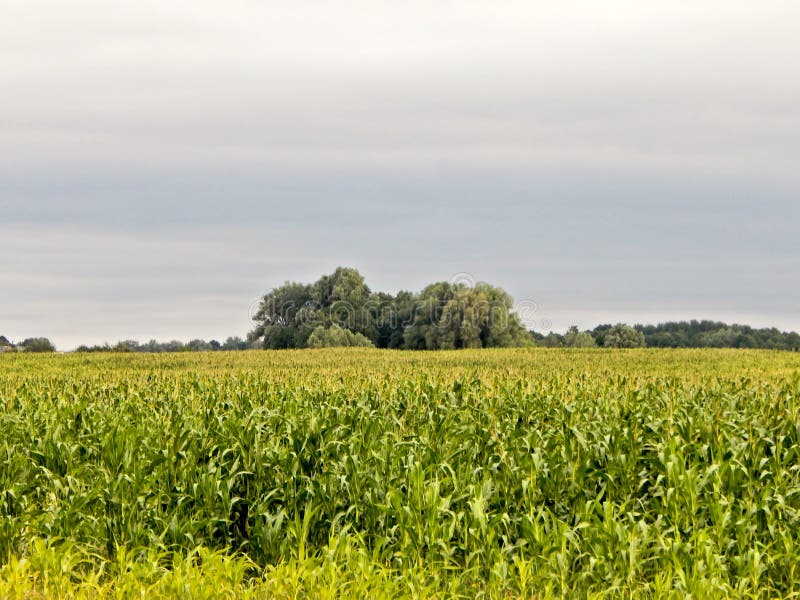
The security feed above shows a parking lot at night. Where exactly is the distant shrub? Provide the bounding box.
[603,324,646,348]
[19,337,56,353]
[307,325,375,348]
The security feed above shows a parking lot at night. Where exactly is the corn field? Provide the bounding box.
[2,348,800,598]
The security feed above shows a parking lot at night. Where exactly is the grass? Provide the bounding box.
[1,348,800,597]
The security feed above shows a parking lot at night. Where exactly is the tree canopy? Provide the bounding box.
[602,324,647,349]
[563,326,596,348]
[18,337,56,353]
[531,320,800,351]
[248,268,532,350]
[307,325,374,348]
[75,337,252,353]
[634,320,800,350]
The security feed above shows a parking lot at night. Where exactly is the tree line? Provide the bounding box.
[73,337,252,353]
[534,321,800,350]
[0,335,252,354]
[247,268,800,350]
[4,268,800,352]
[0,336,56,353]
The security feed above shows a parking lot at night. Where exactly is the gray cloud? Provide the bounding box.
[2,1,799,175]
[1,1,799,347]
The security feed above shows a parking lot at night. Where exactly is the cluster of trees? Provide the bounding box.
[248,267,532,349]
[75,337,251,353]
[534,324,646,348]
[636,321,800,350]
[533,320,800,350]
[0,336,56,353]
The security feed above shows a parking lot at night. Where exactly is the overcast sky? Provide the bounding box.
[2,1,799,349]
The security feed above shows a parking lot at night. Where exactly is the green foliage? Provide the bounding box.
[534,321,800,351]
[307,325,374,348]
[563,326,596,348]
[250,268,531,350]
[413,283,530,349]
[310,267,370,318]
[248,281,314,349]
[603,324,646,348]
[221,336,249,351]
[18,337,55,352]
[186,339,213,352]
[615,321,800,350]
[76,338,254,353]
[529,331,564,347]
[2,349,800,596]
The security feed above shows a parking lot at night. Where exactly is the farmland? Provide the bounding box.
[2,348,800,598]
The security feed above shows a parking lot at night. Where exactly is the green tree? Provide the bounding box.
[249,281,314,349]
[530,330,563,347]
[19,337,56,353]
[563,326,596,348]
[311,267,370,308]
[405,282,530,349]
[603,324,646,348]
[369,290,412,348]
[186,339,212,351]
[222,336,248,350]
[403,282,459,349]
[697,328,737,348]
[591,324,614,347]
[307,325,374,348]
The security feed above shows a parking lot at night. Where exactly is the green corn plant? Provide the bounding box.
[1,348,800,597]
